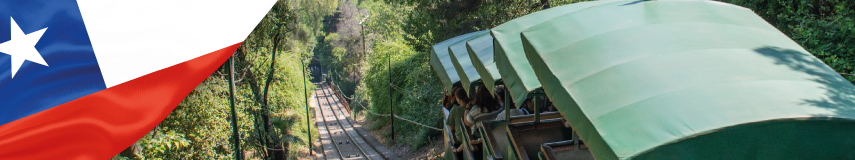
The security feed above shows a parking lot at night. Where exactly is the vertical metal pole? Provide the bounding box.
[504,88,510,121]
[361,25,366,56]
[359,24,365,120]
[389,48,394,142]
[302,59,311,153]
[228,57,243,160]
[534,97,541,123]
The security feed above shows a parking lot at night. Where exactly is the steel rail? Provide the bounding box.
[315,87,345,159]
[321,84,377,159]
[319,84,375,159]
[330,82,442,131]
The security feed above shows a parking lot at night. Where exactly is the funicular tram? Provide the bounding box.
[430,0,855,160]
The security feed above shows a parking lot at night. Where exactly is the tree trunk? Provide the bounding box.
[263,34,284,160]
[541,0,550,9]
[241,33,287,160]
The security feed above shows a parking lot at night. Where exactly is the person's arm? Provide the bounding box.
[466,105,484,127]
[446,107,457,134]
[441,96,447,107]
[453,144,465,153]
[562,119,573,128]
[495,111,505,121]
[463,109,474,127]
[470,139,482,145]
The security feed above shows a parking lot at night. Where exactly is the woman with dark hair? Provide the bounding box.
[441,94,449,109]
[463,86,500,128]
[477,86,501,113]
[459,86,505,149]
[494,85,505,107]
[444,89,458,109]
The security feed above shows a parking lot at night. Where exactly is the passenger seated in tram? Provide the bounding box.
[493,85,505,108]
[495,97,534,121]
[462,86,504,147]
[465,86,502,126]
[447,87,470,149]
[442,88,458,110]
[441,92,450,109]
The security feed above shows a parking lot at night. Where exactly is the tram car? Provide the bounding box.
[430,0,855,160]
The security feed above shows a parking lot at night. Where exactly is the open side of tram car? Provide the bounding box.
[432,0,855,160]
[431,30,487,160]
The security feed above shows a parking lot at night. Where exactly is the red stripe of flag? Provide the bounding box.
[0,43,241,159]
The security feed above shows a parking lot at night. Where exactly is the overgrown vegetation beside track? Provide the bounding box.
[114,0,337,159]
[119,0,855,159]
[324,0,855,151]
[319,0,589,150]
[719,0,855,83]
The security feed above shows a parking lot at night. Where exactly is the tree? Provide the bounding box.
[120,0,338,159]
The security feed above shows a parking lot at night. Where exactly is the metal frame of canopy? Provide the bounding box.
[521,1,855,160]
[487,1,627,142]
[431,31,488,95]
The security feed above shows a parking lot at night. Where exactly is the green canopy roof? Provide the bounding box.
[492,0,625,107]
[466,32,501,96]
[521,1,855,159]
[450,30,489,95]
[431,31,486,95]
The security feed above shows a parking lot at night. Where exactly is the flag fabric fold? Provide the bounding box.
[0,0,276,158]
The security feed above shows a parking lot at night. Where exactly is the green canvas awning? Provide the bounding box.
[492,0,624,107]
[521,1,855,160]
[450,30,489,95]
[466,32,501,96]
[431,31,486,95]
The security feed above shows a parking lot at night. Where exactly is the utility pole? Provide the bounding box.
[227,55,243,160]
[540,0,550,9]
[359,13,369,56]
[302,58,311,153]
[389,49,394,142]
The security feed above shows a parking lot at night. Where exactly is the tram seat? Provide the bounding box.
[443,107,460,160]
[505,118,573,160]
[457,108,504,160]
[479,112,563,160]
[459,121,478,160]
[479,121,508,160]
[538,139,593,160]
[508,112,563,125]
[474,107,504,123]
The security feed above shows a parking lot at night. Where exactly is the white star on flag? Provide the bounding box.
[0,17,49,78]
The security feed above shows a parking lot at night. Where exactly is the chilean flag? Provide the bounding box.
[0,0,276,159]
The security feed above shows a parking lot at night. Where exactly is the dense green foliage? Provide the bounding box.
[718,0,855,83]
[355,38,445,148]
[121,0,855,158]
[116,0,337,159]
[398,0,587,52]
[314,0,370,97]
[324,0,855,151]
[318,0,591,149]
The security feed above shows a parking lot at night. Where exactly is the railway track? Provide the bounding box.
[314,84,384,160]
